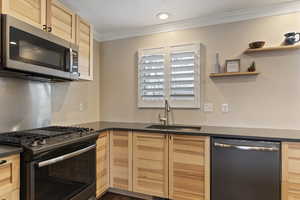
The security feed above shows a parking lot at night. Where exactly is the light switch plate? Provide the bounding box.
[204,103,214,112]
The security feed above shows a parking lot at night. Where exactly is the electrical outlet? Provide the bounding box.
[79,103,84,112]
[204,103,214,112]
[222,104,229,113]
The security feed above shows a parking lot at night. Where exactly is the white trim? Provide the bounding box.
[94,0,300,42]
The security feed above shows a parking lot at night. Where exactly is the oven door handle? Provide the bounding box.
[37,144,96,168]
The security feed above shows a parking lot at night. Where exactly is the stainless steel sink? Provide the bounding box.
[146,124,201,131]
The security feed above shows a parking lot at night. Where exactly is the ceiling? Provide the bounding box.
[61,0,300,40]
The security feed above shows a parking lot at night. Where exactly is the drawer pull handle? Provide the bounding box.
[0,160,7,165]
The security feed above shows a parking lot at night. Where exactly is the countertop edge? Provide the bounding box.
[91,126,300,142]
[0,146,23,158]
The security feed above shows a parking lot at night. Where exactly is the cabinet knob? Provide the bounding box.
[48,27,52,33]
[42,25,47,31]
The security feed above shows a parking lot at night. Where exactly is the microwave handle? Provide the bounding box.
[69,48,73,73]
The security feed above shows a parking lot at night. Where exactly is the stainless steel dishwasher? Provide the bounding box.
[212,138,281,200]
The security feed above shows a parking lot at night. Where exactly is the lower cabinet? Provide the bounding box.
[0,189,19,200]
[96,131,211,200]
[282,142,300,200]
[110,130,133,191]
[133,132,169,198]
[0,154,20,198]
[96,132,110,197]
[132,132,210,200]
[169,135,210,200]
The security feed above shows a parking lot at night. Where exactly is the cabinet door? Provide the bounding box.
[0,154,20,197]
[169,135,210,200]
[96,132,110,197]
[76,16,94,80]
[110,130,132,191]
[282,142,300,200]
[0,189,19,200]
[133,132,169,198]
[1,0,46,29]
[46,0,76,43]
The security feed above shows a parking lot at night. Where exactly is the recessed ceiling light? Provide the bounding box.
[157,12,169,20]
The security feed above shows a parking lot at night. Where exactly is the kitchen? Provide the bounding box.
[0,0,300,200]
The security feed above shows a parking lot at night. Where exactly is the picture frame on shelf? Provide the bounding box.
[225,59,240,73]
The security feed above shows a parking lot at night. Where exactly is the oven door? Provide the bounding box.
[24,140,96,200]
[2,14,79,80]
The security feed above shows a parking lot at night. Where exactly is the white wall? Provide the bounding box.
[100,12,300,129]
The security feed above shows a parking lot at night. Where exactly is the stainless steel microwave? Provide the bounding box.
[0,14,79,81]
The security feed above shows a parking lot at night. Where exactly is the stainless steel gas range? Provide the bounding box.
[0,126,98,200]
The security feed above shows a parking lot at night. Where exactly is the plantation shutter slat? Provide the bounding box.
[138,48,166,107]
[169,44,200,108]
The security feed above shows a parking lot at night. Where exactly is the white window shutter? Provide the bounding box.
[137,44,201,109]
[169,44,200,108]
[138,47,166,108]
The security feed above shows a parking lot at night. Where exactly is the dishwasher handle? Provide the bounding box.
[214,142,279,152]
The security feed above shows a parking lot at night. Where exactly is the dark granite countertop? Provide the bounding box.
[73,121,300,142]
[0,145,22,158]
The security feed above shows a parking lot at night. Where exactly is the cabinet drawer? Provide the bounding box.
[0,155,20,196]
[0,189,19,200]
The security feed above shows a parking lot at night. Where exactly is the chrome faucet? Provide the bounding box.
[159,100,171,126]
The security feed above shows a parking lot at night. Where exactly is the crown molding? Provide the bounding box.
[94,0,300,42]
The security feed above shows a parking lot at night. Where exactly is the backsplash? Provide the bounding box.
[0,40,100,132]
[0,77,51,132]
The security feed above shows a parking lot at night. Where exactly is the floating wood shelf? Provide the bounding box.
[244,44,300,53]
[209,72,260,77]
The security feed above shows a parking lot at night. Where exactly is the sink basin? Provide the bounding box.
[146,124,201,131]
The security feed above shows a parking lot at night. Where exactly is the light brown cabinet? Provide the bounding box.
[96,132,110,197]
[95,131,211,199]
[0,0,46,29]
[1,0,76,43]
[0,189,19,200]
[76,16,94,80]
[132,132,169,198]
[282,142,300,200]
[109,130,133,191]
[0,154,20,198]
[169,135,210,200]
[46,0,76,43]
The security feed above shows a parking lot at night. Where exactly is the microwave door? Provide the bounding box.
[2,15,77,80]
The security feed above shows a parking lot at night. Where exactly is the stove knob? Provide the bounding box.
[31,140,38,147]
[39,139,47,145]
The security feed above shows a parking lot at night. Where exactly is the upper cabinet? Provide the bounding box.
[46,0,76,43]
[76,16,94,80]
[0,0,46,29]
